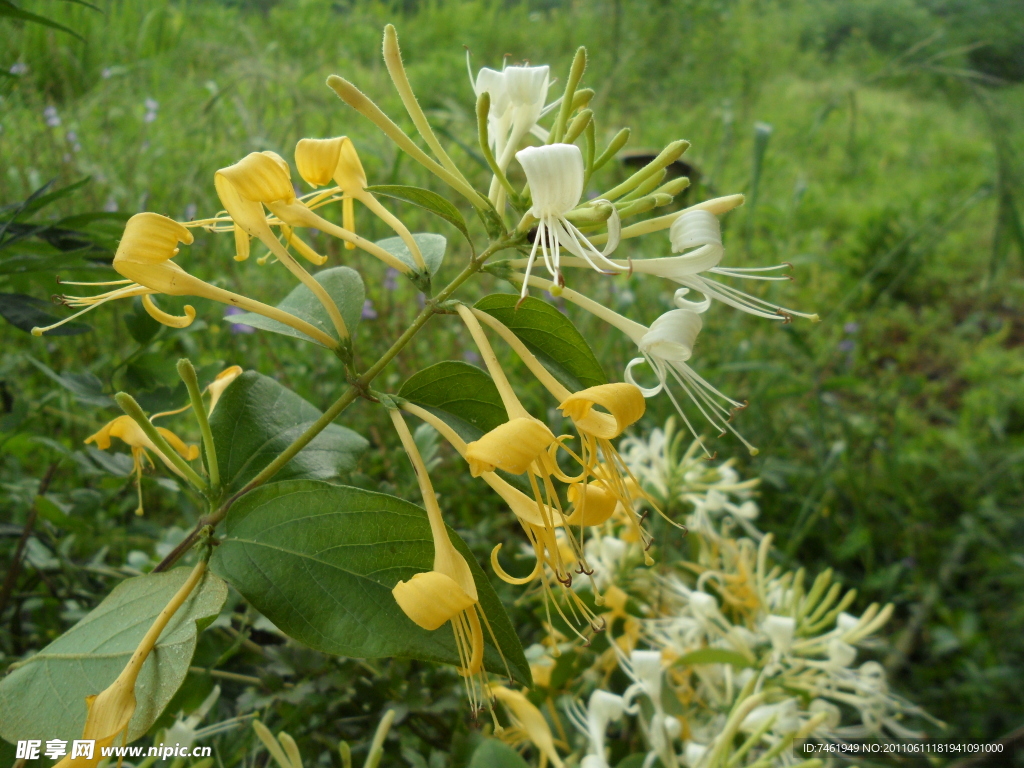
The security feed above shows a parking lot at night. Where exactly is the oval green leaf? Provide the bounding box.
[0,567,227,745]
[228,266,364,347]
[474,294,607,392]
[365,184,471,245]
[398,360,508,442]
[469,739,531,768]
[209,370,368,494]
[675,647,753,668]
[210,479,530,685]
[376,232,446,276]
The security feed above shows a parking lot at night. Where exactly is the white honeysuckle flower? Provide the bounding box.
[827,638,858,669]
[565,689,625,768]
[627,209,818,323]
[683,741,709,768]
[469,59,561,208]
[583,535,629,590]
[740,699,801,735]
[516,144,622,297]
[624,297,757,456]
[620,649,681,767]
[762,615,796,655]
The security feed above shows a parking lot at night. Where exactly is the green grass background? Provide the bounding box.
[2,0,1024,758]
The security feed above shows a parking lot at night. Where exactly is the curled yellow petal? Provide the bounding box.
[559,382,646,440]
[465,417,555,476]
[565,482,618,526]
[295,136,367,192]
[218,151,295,205]
[141,294,195,328]
[392,570,476,631]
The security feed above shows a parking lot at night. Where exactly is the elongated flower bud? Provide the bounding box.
[518,143,584,218]
[392,570,476,631]
[464,417,555,476]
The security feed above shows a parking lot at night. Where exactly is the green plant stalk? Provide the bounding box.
[177,359,220,491]
[115,392,209,494]
[583,118,597,188]
[153,235,519,572]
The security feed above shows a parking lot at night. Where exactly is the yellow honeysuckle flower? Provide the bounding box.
[216,151,413,276]
[53,561,208,768]
[401,402,605,646]
[490,685,565,768]
[388,410,504,710]
[294,136,424,268]
[33,214,340,349]
[469,307,656,559]
[465,416,557,477]
[86,414,198,515]
[207,365,243,413]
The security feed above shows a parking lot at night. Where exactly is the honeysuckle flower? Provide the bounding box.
[86,414,198,515]
[388,410,501,708]
[53,561,208,768]
[620,649,681,767]
[34,213,340,350]
[206,365,243,413]
[491,685,565,768]
[470,61,560,207]
[553,209,818,324]
[164,686,248,749]
[564,690,625,768]
[294,136,424,268]
[216,151,413,278]
[512,275,755,457]
[516,144,622,299]
[470,307,654,552]
[402,400,604,645]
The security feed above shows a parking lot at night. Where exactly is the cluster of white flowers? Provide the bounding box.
[498,421,936,768]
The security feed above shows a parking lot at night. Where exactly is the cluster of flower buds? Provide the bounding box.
[484,422,935,767]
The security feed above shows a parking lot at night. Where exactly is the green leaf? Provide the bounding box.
[27,357,112,408]
[366,184,471,245]
[0,567,227,745]
[208,370,368,494]
[376,233,446,276]
[227,266,364,347]
[0,293,90,336]
[468,739,531,768]
[675,648,753,668]
[398,361,508,443]
[210,480,530,685]
[124,296,161,344]
[474,294,607,391]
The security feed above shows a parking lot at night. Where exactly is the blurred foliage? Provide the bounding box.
[1,0,1024,766]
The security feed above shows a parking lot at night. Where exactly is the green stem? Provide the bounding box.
[153,236,519,572]
[177,359,220,491]
[115,392,209,494]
